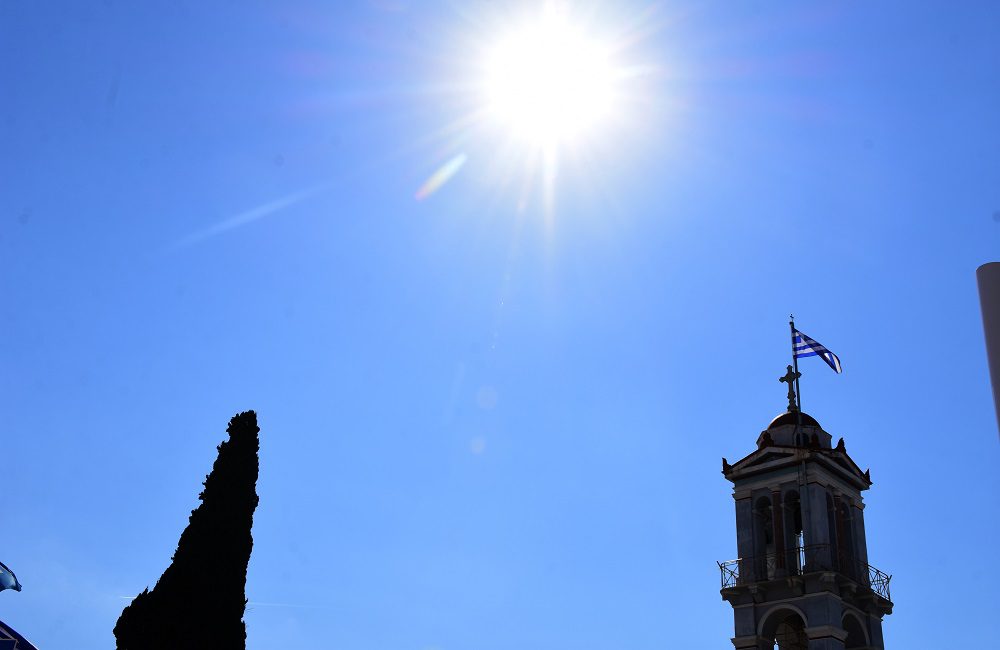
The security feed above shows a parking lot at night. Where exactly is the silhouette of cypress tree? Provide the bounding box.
[115,411,260,649]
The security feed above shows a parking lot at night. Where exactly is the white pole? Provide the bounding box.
[976,262,1000,439]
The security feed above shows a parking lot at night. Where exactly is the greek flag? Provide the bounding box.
[793,330,842,374]
[0,561,20,593]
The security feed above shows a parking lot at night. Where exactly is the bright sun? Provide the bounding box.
[415,4,650,206]
[482,10,619,146]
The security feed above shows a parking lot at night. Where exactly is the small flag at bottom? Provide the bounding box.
[0,561,20,593]
[794,329,842,374]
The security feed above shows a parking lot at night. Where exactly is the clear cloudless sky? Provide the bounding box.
[2,1,999,648]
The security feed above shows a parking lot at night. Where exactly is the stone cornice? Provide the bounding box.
[724,444,870,491]
[805,625,849,642]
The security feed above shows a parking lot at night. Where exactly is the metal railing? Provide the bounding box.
[864,562,892,601]
[718,544,891,602]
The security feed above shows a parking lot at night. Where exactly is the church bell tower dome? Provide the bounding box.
[767,411,820,430]
[758,410,833,450]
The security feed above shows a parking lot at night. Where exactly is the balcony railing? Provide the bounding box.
[717,544,891,602]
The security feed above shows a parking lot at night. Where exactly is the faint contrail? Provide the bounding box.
[170,182,332,250]
[244,601,333,610]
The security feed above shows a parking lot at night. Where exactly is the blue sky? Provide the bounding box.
[2,1,999,648]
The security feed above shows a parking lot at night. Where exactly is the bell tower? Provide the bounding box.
[718,370,893,650]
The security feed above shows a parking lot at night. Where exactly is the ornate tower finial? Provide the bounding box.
[778,365,801,412]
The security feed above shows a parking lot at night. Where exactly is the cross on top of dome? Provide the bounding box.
[778,365,801,412]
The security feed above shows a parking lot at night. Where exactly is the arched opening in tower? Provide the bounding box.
[761,610,809,650]
[773,614,808,650]
[842,612,869,649]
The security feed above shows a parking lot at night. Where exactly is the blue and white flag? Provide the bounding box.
[0,561,20,593]
[793,329,842,374]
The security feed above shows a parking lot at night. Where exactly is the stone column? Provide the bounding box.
[852,503,870,567]
[866,613,887,649]
[833,494,848,573]
[806,483,832,570]
[735,492,754,582]
[771,490,786,572]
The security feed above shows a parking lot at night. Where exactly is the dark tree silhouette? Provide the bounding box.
[115,411,260,649]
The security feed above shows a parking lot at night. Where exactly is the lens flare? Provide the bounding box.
[415,153,468,200]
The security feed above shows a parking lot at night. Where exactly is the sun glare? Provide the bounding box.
[483,10,618,146]
[415,3,652,207]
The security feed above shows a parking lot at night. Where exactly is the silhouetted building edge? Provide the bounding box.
[0,618,39,649]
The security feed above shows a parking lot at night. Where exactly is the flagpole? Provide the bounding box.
[789,315,802,413]
[789,316,811,557]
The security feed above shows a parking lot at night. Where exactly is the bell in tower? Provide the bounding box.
[718,367,893,650]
